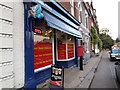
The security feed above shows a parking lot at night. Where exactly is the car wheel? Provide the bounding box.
[110,57,114,61]
[110,56,112,61]
[110,58,113,61]
[115,68,119,82]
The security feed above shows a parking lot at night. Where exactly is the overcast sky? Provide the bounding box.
[84,0,119,40]
[91,0,119,40]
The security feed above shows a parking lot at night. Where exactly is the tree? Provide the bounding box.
[98,37,102,50]
[99,34,114,50]
[91,27,98,52]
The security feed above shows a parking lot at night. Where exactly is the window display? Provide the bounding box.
[67,35,75,59]
[57,31,75,61]
[34,26,53,71]
[57,31,67,60]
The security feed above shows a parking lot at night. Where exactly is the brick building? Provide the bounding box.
[85,1,100,54]
[0,0,100,89]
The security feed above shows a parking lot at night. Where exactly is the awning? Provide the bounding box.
[43,11,82,38]
[30,0,82,38]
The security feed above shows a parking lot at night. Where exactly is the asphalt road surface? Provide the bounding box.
[90,51,119,88]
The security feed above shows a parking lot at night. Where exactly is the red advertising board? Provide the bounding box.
[68,44,74,59]
[34,42,53,69]
[58,44,66,59]
[77,46,84,56]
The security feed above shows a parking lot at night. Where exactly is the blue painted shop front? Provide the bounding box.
[56,58,77,68]
[55,37,78,68]
[24,1,82,88]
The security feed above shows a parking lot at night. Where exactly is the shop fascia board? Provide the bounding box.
[32,0,80,30]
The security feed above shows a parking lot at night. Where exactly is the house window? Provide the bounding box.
[79,3,82,23]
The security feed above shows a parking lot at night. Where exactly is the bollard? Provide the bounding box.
[80,56,83,70]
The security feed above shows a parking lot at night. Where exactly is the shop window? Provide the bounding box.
[34,26,53,72]
[57,31,67,60]
[57,31,75,61]
[67,35,75,59]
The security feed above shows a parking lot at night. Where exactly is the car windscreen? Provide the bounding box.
[112,49,120,53]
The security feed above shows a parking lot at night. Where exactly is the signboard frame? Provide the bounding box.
[50,65,64,88]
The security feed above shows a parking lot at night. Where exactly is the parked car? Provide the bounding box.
[115,61,120,83]
[110,48,120,61]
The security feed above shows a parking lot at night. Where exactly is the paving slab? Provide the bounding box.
[78,71,94,88]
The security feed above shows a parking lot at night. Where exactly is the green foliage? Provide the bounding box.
[98,37,102,50]
[91,27,99,45]
[91,27,103,50]
[99,34,114,50]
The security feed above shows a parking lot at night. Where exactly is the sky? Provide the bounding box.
[43,0,119,40]
[90,0,119,40]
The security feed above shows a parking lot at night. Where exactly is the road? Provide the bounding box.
[90,51,119,88]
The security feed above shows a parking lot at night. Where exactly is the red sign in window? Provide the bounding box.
[58,44,66,60]
[34,42,53,69]
[68,44,74,59]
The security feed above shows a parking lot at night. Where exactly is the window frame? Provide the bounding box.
[34,28,55,73]
[56,31,75,61]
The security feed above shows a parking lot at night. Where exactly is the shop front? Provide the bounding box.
[56,31,77,68]
[24,1,82,88]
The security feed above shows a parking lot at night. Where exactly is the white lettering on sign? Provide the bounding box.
[52,75,62,80]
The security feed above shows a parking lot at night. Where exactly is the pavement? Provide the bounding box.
[37,52,102,88]
[64,53,102,88]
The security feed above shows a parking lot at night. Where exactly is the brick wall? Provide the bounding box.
[74,2,78,19]
[60,1,79,20]
[60,1,71,13]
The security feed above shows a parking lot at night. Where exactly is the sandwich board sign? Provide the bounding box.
[50,65,64,88]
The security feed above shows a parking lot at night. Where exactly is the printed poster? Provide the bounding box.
[58,44,66,60]
[34,42,53,70]
[68,44,74,59]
